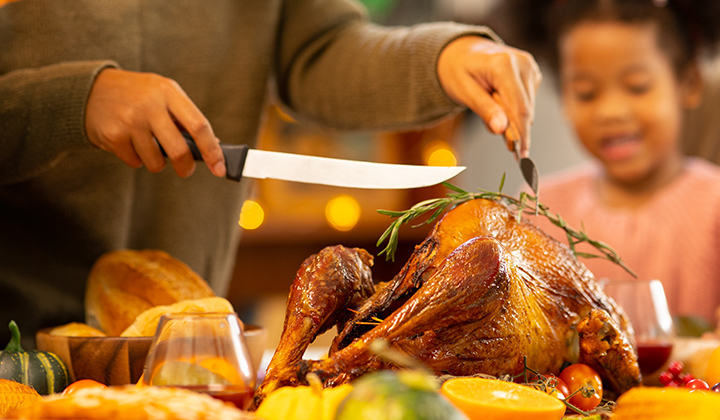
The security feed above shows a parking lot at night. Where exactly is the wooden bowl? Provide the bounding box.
[36,324,268,386]
[35,330,152,385]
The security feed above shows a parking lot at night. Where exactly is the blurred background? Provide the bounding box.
[229,0,589,350]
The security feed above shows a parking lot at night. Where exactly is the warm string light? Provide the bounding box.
[422,140,458,167]
[239,200,265,230]
[325,195,361,231]
[239,196,362,232]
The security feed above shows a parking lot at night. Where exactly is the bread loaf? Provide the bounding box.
[85,250,215,336]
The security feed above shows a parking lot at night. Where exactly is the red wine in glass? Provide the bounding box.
[600,279,675,381]
[180,384,255,410]
[637,341,673,376]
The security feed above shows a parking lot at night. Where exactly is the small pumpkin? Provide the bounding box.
[256,374,353,420]
[0,320,70,395]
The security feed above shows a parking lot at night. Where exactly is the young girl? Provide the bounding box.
[496,0,720,324]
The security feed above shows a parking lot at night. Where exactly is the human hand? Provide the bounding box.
[85,68,225,178]
[437,36,542,158]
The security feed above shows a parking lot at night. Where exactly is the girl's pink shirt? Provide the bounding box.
[527,158,720,322]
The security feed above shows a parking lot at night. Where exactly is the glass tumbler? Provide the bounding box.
[142,312,256,409]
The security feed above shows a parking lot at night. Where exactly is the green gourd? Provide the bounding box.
[0,320,69,395]
[336,369,469,420]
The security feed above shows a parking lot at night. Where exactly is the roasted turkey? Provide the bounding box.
[255,198,641,404]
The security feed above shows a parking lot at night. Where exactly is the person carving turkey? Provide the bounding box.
[0,0,541,347]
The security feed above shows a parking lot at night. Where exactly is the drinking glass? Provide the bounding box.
[600,279,675,377]
[142,312,256,410]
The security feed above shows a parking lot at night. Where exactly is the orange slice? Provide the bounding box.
[198,357,243,384]
[149,361,232,386]
[440,377,566,420]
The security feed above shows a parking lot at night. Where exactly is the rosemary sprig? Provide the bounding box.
[375,178,636,278]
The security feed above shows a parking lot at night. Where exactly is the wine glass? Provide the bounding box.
[142,312,256,410]
[600,279,675,378]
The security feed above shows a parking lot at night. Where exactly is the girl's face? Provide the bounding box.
[559,21,700,185]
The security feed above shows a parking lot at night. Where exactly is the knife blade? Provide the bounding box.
[513,140,539,196]
[163,134,465,189]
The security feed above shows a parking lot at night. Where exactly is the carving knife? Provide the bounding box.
[491,92,539,195]
[164,134,465,189]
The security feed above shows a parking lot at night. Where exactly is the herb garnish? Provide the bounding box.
[375,176,636,278]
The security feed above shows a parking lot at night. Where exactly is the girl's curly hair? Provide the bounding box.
[489,0,720,77]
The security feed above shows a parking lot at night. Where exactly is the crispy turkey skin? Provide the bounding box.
[255,198,641,405]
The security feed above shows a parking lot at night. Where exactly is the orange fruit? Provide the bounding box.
[149,361,231,386]
[705,345,720,386]
[198,357,243,384]
[440,377,566,420]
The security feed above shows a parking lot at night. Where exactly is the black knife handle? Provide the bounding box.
[159,133,248,182]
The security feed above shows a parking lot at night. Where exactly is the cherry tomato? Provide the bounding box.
[559,363,603,411]
[62,379,107,396]
[711,383,720,393]
[686,379,709,390]
[545,374,570,400]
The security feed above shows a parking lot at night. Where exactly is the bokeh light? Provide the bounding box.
[239,200,265,230]
[423,140,458,167]
[325,195,361,231]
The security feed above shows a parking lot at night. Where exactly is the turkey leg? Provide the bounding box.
[255,245,374,402]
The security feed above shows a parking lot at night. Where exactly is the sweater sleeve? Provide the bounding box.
[276,0,501,131]
[0,60,117,185]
